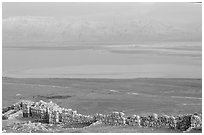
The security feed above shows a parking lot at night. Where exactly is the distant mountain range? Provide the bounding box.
[3,16,201,47]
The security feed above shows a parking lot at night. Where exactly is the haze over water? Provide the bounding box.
[2,3,202,78]
[3,41,201,78]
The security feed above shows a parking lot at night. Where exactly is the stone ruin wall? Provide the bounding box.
[2,100,202,132]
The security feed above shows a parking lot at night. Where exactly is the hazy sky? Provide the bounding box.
[2,2,201,19]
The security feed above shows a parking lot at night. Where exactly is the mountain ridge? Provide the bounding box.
[3,16,201,47]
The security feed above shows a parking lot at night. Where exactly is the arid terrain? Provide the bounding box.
[2,2,202,133]
[2,77,202,133]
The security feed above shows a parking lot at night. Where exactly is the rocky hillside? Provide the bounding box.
[3,16,201,46]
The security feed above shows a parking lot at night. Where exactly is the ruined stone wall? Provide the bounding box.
[2,100,202,132]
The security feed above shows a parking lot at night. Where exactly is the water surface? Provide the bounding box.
[3,42,201,78]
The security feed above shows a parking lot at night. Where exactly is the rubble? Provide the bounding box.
[2,100,202,132]
[175,114,192,131]
[189,113,202,131]
[125,114,140,126]
[99,112,126,126]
